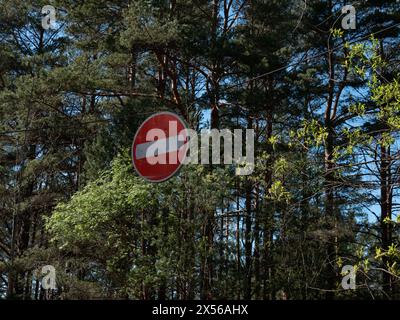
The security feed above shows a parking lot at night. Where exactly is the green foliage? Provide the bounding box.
[2,0,400,300]
[46,150,232,298]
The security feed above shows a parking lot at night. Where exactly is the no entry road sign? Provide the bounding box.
[132,112,188,182]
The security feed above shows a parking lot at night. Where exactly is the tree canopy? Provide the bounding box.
[1,0,400,300]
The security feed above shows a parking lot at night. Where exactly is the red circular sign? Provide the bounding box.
[132,112,188,182]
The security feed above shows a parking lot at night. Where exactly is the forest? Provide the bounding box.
[1,0,400,300]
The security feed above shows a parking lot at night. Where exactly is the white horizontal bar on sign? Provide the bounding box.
[135,136,186,160]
